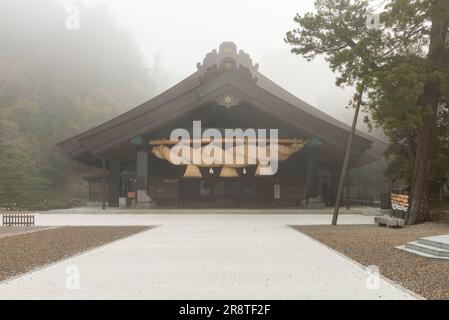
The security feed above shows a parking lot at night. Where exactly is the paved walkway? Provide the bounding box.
[0,213,417,299]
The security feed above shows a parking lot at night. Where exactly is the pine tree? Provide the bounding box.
[285,0,449,224]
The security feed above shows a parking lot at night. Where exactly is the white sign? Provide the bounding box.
[274,184,280,199]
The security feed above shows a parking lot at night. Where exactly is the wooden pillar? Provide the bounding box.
[306,146,319,204]
[101,158,106,210]
[108,159,121,207]
[346,169,350,210]
[136,148,152,208]
[305,144,326,209]
[328,164,338,207]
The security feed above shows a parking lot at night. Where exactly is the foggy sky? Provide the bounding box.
[77,0,380,135]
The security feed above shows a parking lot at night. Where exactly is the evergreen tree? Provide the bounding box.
[0,0,162,208]
[285,0,449,224]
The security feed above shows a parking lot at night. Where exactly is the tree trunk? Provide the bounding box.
[332,87,364,225]
[407,0,449,225]
[408,102,437,224]
[404,131,416,161]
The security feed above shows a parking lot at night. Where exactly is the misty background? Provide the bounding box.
[89,0,359,126]
[0,0,385,208]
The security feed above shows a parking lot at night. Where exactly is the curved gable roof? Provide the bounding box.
[58,42,387,165]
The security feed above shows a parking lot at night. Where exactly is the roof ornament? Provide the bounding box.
[197,42,259,84]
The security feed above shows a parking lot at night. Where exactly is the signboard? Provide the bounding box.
[390,193,409,218]
[127,191,136,199]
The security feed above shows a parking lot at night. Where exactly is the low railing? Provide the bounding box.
[2,214,35,226]
[80,200,109,207]
[343,198,380,208]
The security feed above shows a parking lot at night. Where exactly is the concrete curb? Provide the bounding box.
[0,226,60,239]
[45,207,365,215]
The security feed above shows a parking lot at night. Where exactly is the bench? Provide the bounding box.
[374,216,404,228]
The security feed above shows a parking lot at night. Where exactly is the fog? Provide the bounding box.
[80,0,361,126]
[2,0,384,137]
[0,0,389,209]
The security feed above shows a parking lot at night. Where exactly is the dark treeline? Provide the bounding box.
[0,0,162,208]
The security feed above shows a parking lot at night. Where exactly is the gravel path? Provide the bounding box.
[293,223,449,300]
[0,214,414,299]
[0,226,151,282]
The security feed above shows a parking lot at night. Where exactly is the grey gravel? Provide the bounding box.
[293,222,449,300]
[0,226,152,282]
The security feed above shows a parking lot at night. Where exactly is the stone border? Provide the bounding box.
[0,226,60,239]
[45,207,366,215]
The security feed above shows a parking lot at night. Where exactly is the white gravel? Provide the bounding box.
[0,212,416,299]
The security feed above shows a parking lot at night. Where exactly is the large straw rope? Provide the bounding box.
[151,141,307,167]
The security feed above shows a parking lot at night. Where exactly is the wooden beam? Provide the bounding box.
[148,138,306,146]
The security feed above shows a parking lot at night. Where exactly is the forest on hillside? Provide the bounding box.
[0,0,163,208]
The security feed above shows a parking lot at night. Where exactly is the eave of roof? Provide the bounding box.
[58,42,387,165]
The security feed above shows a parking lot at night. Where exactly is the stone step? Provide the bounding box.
[374,216,404,228]
[405,241,449,257]
[418,235,449,251]
[395,245,449,260]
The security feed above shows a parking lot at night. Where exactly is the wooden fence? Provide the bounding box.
[2,214,35,226]
[343,197,379,207]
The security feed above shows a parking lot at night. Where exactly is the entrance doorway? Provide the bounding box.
[178,178,276,208]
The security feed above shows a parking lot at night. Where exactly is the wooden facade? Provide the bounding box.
[58,42,387,209]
